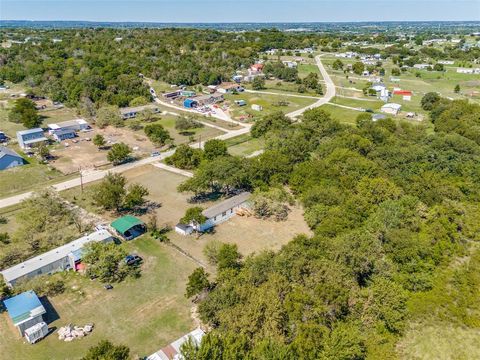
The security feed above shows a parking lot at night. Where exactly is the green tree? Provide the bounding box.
[93,173,127,211]
[203,139,228,160]
[181,207,207,235]
[421,92,441,111]
[332,59,344,70]
[93,134,106,149]
[251,111,291,138]
[96,105,122,128]
[252,77,266,90]
[216,243,242,271]
[83,242,137,283]
[185,267,210,298]
[166,144,203,170]
[123,183,149,210]
[352,62,365,75]
[8,98,41,128]
[107,143,132,165]
[144,123,172,146]
[454,84,461,94]
[82,340,130,360]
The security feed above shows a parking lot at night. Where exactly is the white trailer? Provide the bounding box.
[25,322,49,344]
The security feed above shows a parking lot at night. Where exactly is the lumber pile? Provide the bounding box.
[236,207,253,217]
[58,323,94,342]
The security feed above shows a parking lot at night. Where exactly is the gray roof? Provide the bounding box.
[17,128,44,136]
[1,230,113,284]
[0,146,22,160]
[120,104,159,115]
[203,192,251,219]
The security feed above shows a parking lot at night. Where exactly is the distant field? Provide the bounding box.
[225,133,264,156]
[319,104,362,124]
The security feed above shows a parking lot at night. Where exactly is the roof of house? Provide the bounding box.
[203,192,251,219]
[381,103,402,110]
[393,90,413,96]
[1,230,113,284]
[146,328,205,360]
[53,129,76,136]
[175,223,192,231]
[0,146,22,160]
[3,291,46,326]
[120,104,159,115]
[111,216,145,235]
[17,128,44,136]
[48,119,88,130]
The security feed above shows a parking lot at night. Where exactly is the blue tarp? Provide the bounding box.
[184,99,198,108]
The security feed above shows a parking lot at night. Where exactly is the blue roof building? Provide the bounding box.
[16,128,48,149]
[3,290,46,335]
[0,146,24,170]
[184,98,198,109]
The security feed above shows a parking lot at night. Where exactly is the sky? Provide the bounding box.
[1,0,480,23]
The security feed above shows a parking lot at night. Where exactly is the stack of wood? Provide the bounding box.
[236,207,253,217]
[58,323,94,342]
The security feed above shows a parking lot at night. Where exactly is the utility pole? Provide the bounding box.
[79,166,84,193]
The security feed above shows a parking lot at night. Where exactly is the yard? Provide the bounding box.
[225,133,265,157]
[0,236,198,359]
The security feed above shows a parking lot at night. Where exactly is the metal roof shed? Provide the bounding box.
[111,216,145,240]
[3,291,46,327]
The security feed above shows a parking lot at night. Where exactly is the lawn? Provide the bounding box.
[0,235,198,359]
[319,104,363,125]
[225,134,265,157]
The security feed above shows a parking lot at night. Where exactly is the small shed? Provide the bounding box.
[175,223,194,236]
[3,290,47,336]
[235,100,247,106]
[111,216,146,240]
[184,99,198,109]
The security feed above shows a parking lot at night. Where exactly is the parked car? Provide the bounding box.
[125,254,143,266]
[104,284,113,290]
[151,151,160,157]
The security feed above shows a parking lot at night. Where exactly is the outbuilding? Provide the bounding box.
[16,128,48,149]
[147,328,205,360]
[184,98,198,108]
[381,103,402,116]
[120,104,161,120]
[111,216,146,240]
[175,223,194,236]
[3,290,47,337]
[0,146,24,170]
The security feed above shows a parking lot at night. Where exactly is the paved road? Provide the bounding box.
[245,89,321,100]
[286,55,337,119]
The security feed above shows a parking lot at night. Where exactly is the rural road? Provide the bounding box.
[244,89,321,100]
[286,54,336,119]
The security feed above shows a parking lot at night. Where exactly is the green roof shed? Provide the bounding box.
[111,216,145,239]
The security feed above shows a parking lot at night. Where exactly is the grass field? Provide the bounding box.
[225,133,265,157]
[319,104,363,125]
[398,322,480,360]
[0,236,197,359]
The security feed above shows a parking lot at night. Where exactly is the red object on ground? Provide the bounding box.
[75,262,86,271]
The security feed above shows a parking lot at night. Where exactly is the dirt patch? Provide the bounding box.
[50,126,157,174]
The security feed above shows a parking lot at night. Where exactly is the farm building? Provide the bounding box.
[181,90,196,97]
[48,119,89,134]
[16,128,48,149]
[0,146,24,170]
[163,90,182,99]
[196,192,251,232]
[457,68,480,74]
[381,103,402,116]
[147,328,205,360]
[111,216,146,240]
[1,230,114,287]
[3,291,47,338]
[194,93,224,106]
[120,104,161,120]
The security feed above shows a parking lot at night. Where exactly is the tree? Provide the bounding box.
[185,267,210,298]
[454,84,461,94]
[93,134,106,149]
[144,123,172,146]
[96,105,122,128]
[251,111,291,138]
[107,143,132,165]
[391,67,401,76]
[94,173,127,211]
[433,63,445,72]
[203,139,228,160]
[352,62,365,75]
[83,242,136,283]
[216,243,242,271]
[123,183,149,210]
[165,144,203,170]
[181,207,207,236]
[8,98,41,128]
[332,59,344,71]
[421,92,441,111]
[175,117,204,131]
[82,340,130,360]
[252,77,266,90]
[37,145,50,161]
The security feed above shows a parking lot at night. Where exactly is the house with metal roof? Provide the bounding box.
[381,103,402,116]
[1,230,114,287]
[147,328,205,360]
[0,146,24,170]
[48,119,89,133]
[196,192,251,232]
[111,216,146,240]
[3,290,46,336]
[120,104,160,119]
[16,128,48,149]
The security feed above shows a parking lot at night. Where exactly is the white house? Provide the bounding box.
[413,64,432,70]
[381,103,402,116]
[16,128,48,149]
[438,60,454,65]
[47,119,89,133]
[195,192,251,232]
[282,61,298,68]
[0,146,24,170]
[251,104,263,111]
[457,68,480,74]
[120,104,161,120]
[1,230,114,287]
[175,223,194,236]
